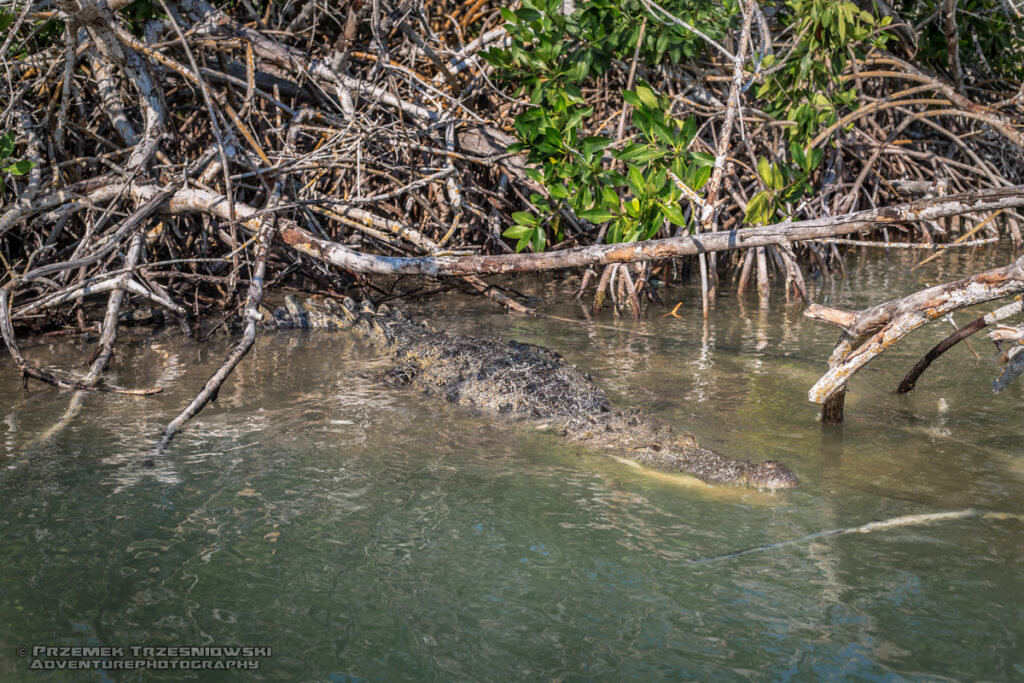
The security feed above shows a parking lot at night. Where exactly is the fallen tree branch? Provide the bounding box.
[806,255,1024,406]
[140,183,1024,276]
[895,317,987,394]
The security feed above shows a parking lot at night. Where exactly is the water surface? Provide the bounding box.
[1,251,1022,680]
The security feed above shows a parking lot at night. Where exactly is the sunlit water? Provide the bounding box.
[1,250,1022,681]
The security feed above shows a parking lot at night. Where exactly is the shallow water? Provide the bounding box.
[1,250,1022,681]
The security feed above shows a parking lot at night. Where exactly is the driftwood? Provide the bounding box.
[988,308,1024,392]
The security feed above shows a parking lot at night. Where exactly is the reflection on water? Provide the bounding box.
[1,251,1022,680]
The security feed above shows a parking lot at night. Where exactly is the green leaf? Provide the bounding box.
[789,142,807,169]
[744,190,772,225]
[809,148,824,170]
[680,117,697,146]
[576,208,615,223]
[601,185,619,210]
[615,145,645,164]
[689,165,711,190]
[647,167,667,195]
[548,183,570,199]
[691,151,715,167]
[661,203,687,227]
[503,225,533,239]
[532,227,546,252]
[634,81,660,110]
[0,132,14,159]
[626,165,645,196]
[564,84,585,105]
[655,32,669,59]
[514,8,542,22]
[511,211,537,226]
[779,184,804,204]
[615,143,663,163]
[651,119,677,148]
[621,90,643,108]
[3,159,33,176]
[625,197,641,218]
[580,185,593,210]
[581,135,611,158]
[757,157,771,184]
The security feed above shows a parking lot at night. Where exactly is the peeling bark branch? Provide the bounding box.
[130,183,1024,276]
[807,255,1024,404]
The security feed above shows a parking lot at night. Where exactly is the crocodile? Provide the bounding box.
[262,296,799,490]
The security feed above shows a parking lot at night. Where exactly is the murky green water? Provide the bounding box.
[1,251,1022,681]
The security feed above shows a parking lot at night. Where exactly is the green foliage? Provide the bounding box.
[0,7,64,59]
[485,0,737,250]
[607,84,713,242]
[756,0,891,146]
[485,0,736,101]
[499,80,714,250]
[894,1,1024,81]
[744,142,823,225]
[0,133,14,160]
[119,0,160,36]
[0,131,36,195]
[487,0,900,239]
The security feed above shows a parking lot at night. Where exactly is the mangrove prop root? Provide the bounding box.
[155,190,280,454]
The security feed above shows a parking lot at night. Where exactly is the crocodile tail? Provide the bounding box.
[323,297,357,323]
[340,297,359,315]
[361,300,397,346]
[264,295,400,348]
[284,295,309,328]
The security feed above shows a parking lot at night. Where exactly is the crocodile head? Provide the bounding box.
[742,460,799,490]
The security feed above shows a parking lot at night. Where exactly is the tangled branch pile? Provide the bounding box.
[1,0,1024,431]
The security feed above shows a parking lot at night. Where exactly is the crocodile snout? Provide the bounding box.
[746,459,799,490]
